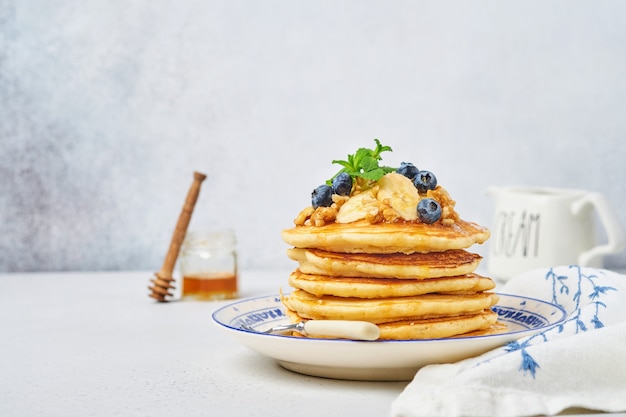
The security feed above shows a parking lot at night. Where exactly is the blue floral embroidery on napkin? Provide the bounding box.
[503,265,617,378]
[546,265,616,333]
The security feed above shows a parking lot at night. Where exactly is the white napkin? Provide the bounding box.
[391,266,626,417]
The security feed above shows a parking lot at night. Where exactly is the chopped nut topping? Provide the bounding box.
[294,207,315,226]
[310,206,338,226]
[293,183,460,227]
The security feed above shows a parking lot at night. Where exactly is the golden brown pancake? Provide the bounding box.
[288,270,496,298]
[280,163,496,340]
[287,248,483,279]
[285,308,499,340]
[451,321,509,338]
[281,219,490,254]
[376,309,499,340]
[281,289,499,324]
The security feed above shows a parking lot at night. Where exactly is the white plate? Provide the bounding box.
[212,293,566,381]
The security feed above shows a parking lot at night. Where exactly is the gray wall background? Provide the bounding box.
[1,0,625,273]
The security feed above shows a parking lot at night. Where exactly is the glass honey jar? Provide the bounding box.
[179,230,238,301]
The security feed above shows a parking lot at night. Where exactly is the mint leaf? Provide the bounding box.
[326,139,395,186]
[359,155,377,172]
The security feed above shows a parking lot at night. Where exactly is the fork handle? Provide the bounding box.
[303,320,380,341]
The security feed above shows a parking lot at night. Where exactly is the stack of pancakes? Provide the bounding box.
[280,176,499,340]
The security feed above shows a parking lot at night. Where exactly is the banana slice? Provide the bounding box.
[377,173,420,221]
[336,189,379,223]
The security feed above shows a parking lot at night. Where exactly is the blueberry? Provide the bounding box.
[417,198,442,224]
[396,162,419,180]
[332,172,353,196]
[311,184,333,208]
[413,170,437,193]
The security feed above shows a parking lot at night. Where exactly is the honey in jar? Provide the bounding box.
[179,230,238,301]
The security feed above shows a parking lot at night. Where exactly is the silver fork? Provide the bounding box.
[239,320,379,341]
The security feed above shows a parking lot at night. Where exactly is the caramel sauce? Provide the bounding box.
[182,272,238,301]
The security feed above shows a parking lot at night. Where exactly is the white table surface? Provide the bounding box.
[1,270,624,417]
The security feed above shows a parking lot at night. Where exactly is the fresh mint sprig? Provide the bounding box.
[326,139,396,186]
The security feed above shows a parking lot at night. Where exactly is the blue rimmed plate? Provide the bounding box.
[212,293,566,381]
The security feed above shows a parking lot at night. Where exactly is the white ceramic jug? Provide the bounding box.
[487,186,625,281]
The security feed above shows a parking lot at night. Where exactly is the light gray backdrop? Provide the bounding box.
[1,0,625,273]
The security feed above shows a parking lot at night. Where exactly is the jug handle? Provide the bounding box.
[571,192,625,267]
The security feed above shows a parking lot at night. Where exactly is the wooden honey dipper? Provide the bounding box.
[149,171,207,302]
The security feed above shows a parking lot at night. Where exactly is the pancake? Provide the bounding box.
[281,218,490,254]
[281,289,499,324]
[376,309,498,340]
[288,270,496,298]
[287,248,483,279]
[279,144,498,340]
[285,308,499,340]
